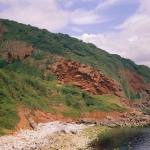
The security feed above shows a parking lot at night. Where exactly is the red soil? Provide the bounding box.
[5,41,34,62]
[124,70,149,92]
[81,111,121,120]
[51,59,124,97]
[16,106,74,132]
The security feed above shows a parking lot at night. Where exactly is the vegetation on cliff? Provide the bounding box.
[0,19,150,134]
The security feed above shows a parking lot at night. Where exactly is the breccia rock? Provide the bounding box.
[51,59,124,97]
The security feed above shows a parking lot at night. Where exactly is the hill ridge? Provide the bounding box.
[0,19,150,134]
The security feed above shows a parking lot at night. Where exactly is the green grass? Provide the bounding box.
[0,19,149,133]
[0,19,149,100]
[1,19,150,83]
[0,65,125,132]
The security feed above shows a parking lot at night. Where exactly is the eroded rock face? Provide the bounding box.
[123,70,150,92]
[51,59,124,97]
[16,107,73,131]
[121,70,150,101]
[4,41,34,62]
[0,25,7,37]
[79,110,150,127]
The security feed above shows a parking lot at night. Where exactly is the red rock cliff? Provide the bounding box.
[51,59,124,97]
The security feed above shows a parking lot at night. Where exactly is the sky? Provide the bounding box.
[0,0,150,67]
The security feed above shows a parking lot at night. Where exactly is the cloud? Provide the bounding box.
[96,0,121,10]
[0,0,149,67]
[0,0,105,31]
[96,0,138,10]
[71,9,105,25]
[62,0,74,8]
[0,0,69,31]
[79,0,150,67]
[71,26,83,33]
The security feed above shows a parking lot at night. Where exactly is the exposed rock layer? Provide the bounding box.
[4,41,34,62]
[122,70,150,100]
[79,110,150,127]
[51,59,123,97]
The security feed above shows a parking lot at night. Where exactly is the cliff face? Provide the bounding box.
[124,70,150,93]
[0,26,6,36]
[4,41,34,62]
[0,19,150,134]
[118,69,150,100]
[51,59,124,97]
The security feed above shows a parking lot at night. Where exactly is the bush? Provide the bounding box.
[0,59,7,68]
[82,93,95,106]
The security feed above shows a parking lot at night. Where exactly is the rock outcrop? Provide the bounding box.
[16,107,73,131]
[0,25,7,37]
[122,70,150,99]
[51,59,123,97]
[0,122,87,150]
[4,41,34,62]
[79,110,150,127]
[134,98,150,114]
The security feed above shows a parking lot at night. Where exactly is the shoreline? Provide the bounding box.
[0,120,150,150]
[0,121,93,150]
[89,126,150,150]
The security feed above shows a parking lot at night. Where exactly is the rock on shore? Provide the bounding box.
[0,121,91,150]
[0,112,149,150]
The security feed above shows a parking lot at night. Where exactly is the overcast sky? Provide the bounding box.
[0,0,150,67]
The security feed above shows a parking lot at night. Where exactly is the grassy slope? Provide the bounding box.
[0,61,124,134]
[1,19,150,82]
[0,19,150,134]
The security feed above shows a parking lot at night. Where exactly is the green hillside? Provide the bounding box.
[0,19,150,134]
[0,19,150,82]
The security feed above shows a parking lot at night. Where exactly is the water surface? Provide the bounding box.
[129,128,150,150]
[92,127,150,150]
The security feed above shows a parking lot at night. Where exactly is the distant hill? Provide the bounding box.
[0,19,149,135]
